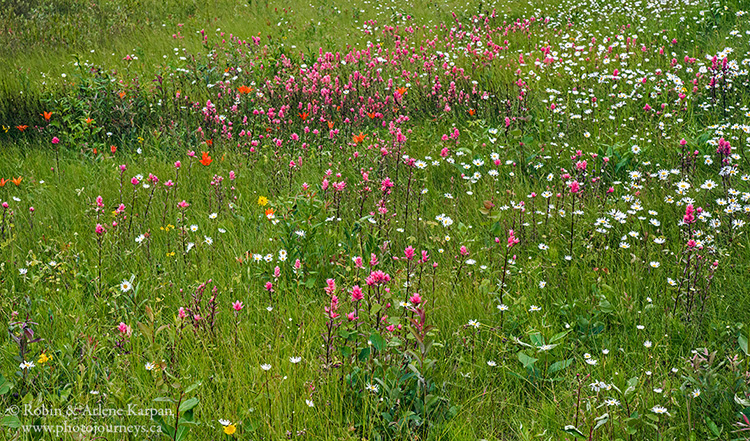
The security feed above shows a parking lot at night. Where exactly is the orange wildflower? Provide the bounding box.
[42,111,52,121]
[111,145,117,153]
[0,178,7,186]
[352,132,367,144]
[199,152,213,166]
[11,176,22,186]
[85,117,93,124]
[16,125,28,132]
[299,112,308,121]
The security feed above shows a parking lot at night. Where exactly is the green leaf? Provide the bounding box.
[178,397,199,413]
[739,333,748,356]
[183,382,201,395]
[549,330,570,343]
[548,358,573,374]
[181,409,195,423]
[175,424,190,441]
[734,393,750,407]
[517,351,537,369]
[152,414,174,438]
[340,345,352,358]
[706,416,721,437]
[358,347,371,362]
[0,374,11,395]
[369,333,386,352]
[624,377,639,397]
[1,415,21,429]
[593,413,609,430]
[598,298,615,314]
[529,332,544,347]
[562,425,586,438]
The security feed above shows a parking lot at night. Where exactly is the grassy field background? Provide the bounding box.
[1,0,750,440]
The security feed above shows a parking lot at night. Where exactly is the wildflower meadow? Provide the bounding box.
[1,0,750,439]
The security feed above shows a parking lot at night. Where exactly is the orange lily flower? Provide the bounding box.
[16,125,28,132]
[352,132,367,144]
[111,145,117,153]
[238,85,253,94]
[199,152,213,166]
[299,112,308,121]
[367,112,376,119]
[12,176,22,186]
[85,117,93,124]
[0,178,7,186]
[396,86,407,96]
[468,108,476,116]
[119,91,126,99]
[205,139,213,146]
[327,121,334,130]
[42,111,52,121]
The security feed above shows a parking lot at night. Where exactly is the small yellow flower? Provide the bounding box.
[223,424,237,435]
[257,196,269,206]
[167,251,175,257]
[37,353,52,364]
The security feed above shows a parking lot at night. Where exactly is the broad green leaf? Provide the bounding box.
[517,351,537,369]
[368,333,386,352]
[0,374,10,395]
[739,333,748,356]
[358,347,370,362]
[184,382,201,395]
[549,330,570,343]
[562,425,586,438]
[593,413,609,430]
[529,332,544,347]
[1,416,21,429]
[706,416,721,437]
[152,414,174,438]
[548,358,573,374]
[624,377,639,397]
[178,397,199,413]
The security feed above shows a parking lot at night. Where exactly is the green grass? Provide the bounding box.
[1,0,750,440]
